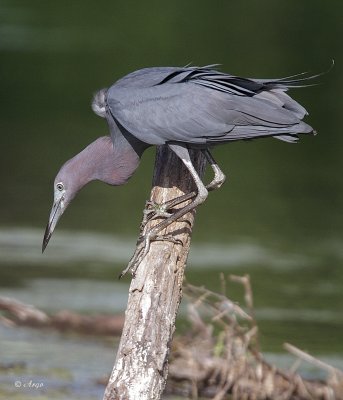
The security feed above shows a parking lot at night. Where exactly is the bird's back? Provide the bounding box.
[104,66,315,146]
[113,67,182,89]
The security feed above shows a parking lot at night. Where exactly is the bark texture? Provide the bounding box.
[103,145,206,400]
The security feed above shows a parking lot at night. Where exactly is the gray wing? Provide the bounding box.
[106,67,314,146]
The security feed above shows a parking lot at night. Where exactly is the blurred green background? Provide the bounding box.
[0,0,342,398]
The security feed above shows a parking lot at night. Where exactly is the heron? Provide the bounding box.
[42,65,317,272]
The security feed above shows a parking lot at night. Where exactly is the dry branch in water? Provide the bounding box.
[0,296,124,335]
[165,276,343,400]
[1,277,342,399]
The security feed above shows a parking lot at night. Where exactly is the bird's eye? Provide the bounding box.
[56,183,64,191]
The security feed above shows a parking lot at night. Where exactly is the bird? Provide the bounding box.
[42,64,317,270]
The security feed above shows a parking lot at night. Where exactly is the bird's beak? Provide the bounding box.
[42,194,64,253]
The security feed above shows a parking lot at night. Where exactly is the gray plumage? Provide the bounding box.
[103,66,314,147]
[43,65,316,253]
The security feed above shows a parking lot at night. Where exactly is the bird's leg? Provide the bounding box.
[121,145,208,276]
[202,149,226,191]
[160,149,226,209]
[141,149,226,222]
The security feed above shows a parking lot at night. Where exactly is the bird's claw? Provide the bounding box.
[143,200,172,219]
[120,196,190,278]
[119,232,183,278]
[139,200,172,236]
[119,231,154,278]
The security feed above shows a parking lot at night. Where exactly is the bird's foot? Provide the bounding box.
[143,200,172,220]
[119,241,148,279]
[139,200,172,236]
[120,196,192,278]
[119,232,183,279]
[140,196,192,229]
[119,230,155,278]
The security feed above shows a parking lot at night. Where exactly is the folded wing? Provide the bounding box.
[106,67,315,146]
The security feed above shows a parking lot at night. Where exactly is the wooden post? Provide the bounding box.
[103,145,206,400]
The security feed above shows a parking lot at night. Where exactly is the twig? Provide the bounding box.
[0,296,124,335]
[166,276,343,400]
[284,343,343,378]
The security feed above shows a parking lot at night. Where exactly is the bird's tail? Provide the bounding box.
[256,60,334,90]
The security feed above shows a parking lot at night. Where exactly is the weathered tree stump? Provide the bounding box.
[103,145,206,400]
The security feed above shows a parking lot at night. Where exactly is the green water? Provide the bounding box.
[1,0,342,398]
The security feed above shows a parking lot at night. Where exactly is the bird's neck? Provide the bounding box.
[100,134,141,186]
[67,136,141,190]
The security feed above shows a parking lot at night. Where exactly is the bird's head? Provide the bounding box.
[42,136,141,252]
[42,161,81,253]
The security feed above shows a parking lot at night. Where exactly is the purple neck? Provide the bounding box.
[63,136,140,192]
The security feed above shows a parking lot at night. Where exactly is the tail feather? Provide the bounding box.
[255,89,308,119]
[206,121,315,144]
[257,60,334,90]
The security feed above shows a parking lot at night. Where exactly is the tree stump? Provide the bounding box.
[103,145,206,400]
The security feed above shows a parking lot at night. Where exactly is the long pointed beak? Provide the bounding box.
[42,196,64,253]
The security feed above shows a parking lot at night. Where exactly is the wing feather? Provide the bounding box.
[106,66,314,146]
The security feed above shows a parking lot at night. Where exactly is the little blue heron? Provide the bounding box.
[43,65,317,266]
